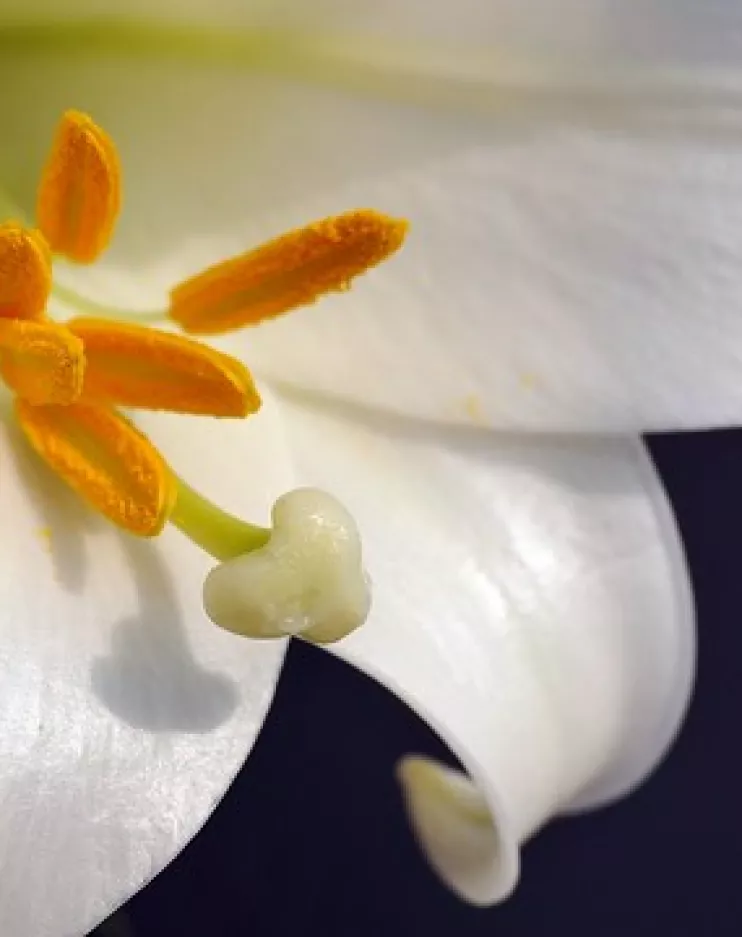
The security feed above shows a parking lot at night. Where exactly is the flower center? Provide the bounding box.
[0,108,409,643]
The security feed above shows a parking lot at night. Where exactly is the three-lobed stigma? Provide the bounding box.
[201,488,371,644]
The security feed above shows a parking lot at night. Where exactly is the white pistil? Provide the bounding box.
[202,487,371,644]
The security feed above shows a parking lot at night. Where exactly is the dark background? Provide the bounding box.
[93,431,742,936]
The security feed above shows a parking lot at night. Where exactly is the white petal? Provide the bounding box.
[277,393,695,902]
[0,386,293,936]
[3,37,742,432]
[239,124,742,433]
[6,2,742,75]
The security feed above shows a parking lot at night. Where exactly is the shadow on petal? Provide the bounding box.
[91,534,239,734]
[3,412,97,594]
[269,379,648,496]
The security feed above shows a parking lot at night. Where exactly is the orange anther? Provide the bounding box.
[0,319,84,405]
[169,209,409,335]
[69,318,261,417]
[16,400,176,537]
[0,223,52,320]
[36,109,121,263]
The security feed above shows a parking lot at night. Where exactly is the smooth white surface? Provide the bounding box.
[2,9,742,431]
[278,393,694,903]
[0,388,293,936]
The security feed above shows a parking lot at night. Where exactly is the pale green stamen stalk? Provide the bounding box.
[50,280,165,325]
[0,188,166,324]
[170,476,270,562]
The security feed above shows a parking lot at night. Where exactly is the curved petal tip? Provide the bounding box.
[396,756,513,906]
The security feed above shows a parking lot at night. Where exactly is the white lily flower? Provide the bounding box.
[2,1,736,931]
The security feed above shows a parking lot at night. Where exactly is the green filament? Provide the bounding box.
[0,188,167,323]
[170,476,270,562]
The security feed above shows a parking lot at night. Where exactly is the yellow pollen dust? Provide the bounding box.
[169,209,409,335]
[36,109,121,264]
[37,525,53,553]
[0,223,52,320]
[69,317,261,417]
[0,318,85,405]
[16,400,176,537]
[462,394,487,426]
